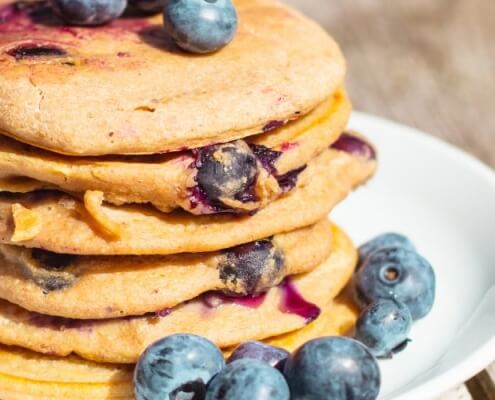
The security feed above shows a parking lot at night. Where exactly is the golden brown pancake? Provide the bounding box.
[0,0,345,155]
[0,146,376,255]
[0,295,357,400]
[0,224,356,364]
[0,220,332,319]
[0,90,350,215]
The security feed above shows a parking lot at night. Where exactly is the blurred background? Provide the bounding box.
[284,1,495,399]
[285,0,495,167]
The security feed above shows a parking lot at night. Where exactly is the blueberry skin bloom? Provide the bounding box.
[53,0,127,25]
[359,233,415,263]
[227,341,290,370]
[284,337,380,400]
[134,334,225,400]
[355,299,413,358]
[206,359,290,400]
[163,0,238,54]
[355,247,436,320]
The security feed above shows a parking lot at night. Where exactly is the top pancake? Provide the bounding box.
[0,0,345,155]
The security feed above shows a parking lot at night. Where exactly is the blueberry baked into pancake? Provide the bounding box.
[0,1,438,400]
[0,143,375,255]
[0,220,333,319]
[0,90,351,215]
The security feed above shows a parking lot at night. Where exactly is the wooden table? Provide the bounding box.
[284,0,495,398]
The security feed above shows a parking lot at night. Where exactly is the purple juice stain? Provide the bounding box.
[188,185,220,213]
[201,291,267,309]
[0,1,151,36]
[155,308,172,318]
[0,1,59,32]
[250,144,282,175]
[262,120,285,133]
[230,293,267,308]
[331,132,376,161]
[276,165,306,193]
[0,3,16,22]
[280,142,298,151]
[279,279,320,323]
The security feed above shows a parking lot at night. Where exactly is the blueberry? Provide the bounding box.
[219,239,285,296]
[128,0,165,13]
[53,0,127,26]
[228,341,289,370]
[355,299,412,358]
[359,233,415,263]
[134,334,225,400]
[206,359,290,400]
[355,247,436,320]
[196,141,258,205]
[163,0,238,54]
[284,337,380,400]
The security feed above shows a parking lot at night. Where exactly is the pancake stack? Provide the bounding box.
[0,0,377,398]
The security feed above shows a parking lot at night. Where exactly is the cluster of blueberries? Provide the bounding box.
[134,233,436,400]
[51,0,238,53]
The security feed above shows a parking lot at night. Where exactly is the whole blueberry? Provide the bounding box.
[359,233,415,263]
[196,141,258,204]
[129,0,165,13]
[227,341,289,370]
[284,337,380,400]
[163,0,238,54]
[53,0,127,25]
[134,334,225,400]
[206,359,290,400]
[355,299,412,358]
[355,247,436,320]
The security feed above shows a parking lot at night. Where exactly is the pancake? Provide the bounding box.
[0,0,345,155]
[0,220,333,319]
[263,292,358,352]
[0,296,357,400]
[0,143,376,255]
[0,223,357,364]
[0,344,134,400]
[0,90,350,215]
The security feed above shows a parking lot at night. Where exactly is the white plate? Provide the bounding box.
[332,112,495,400]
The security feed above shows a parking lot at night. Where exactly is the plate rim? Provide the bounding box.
[349,111,495,400]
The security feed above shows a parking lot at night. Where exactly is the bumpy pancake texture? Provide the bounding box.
[0,220,333,319]
[0,296,357,400]
[0,0,374,396]
[0,147,376,255]
[0,223,356,364]
[0,90,350,214]
[0,0,345,155]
